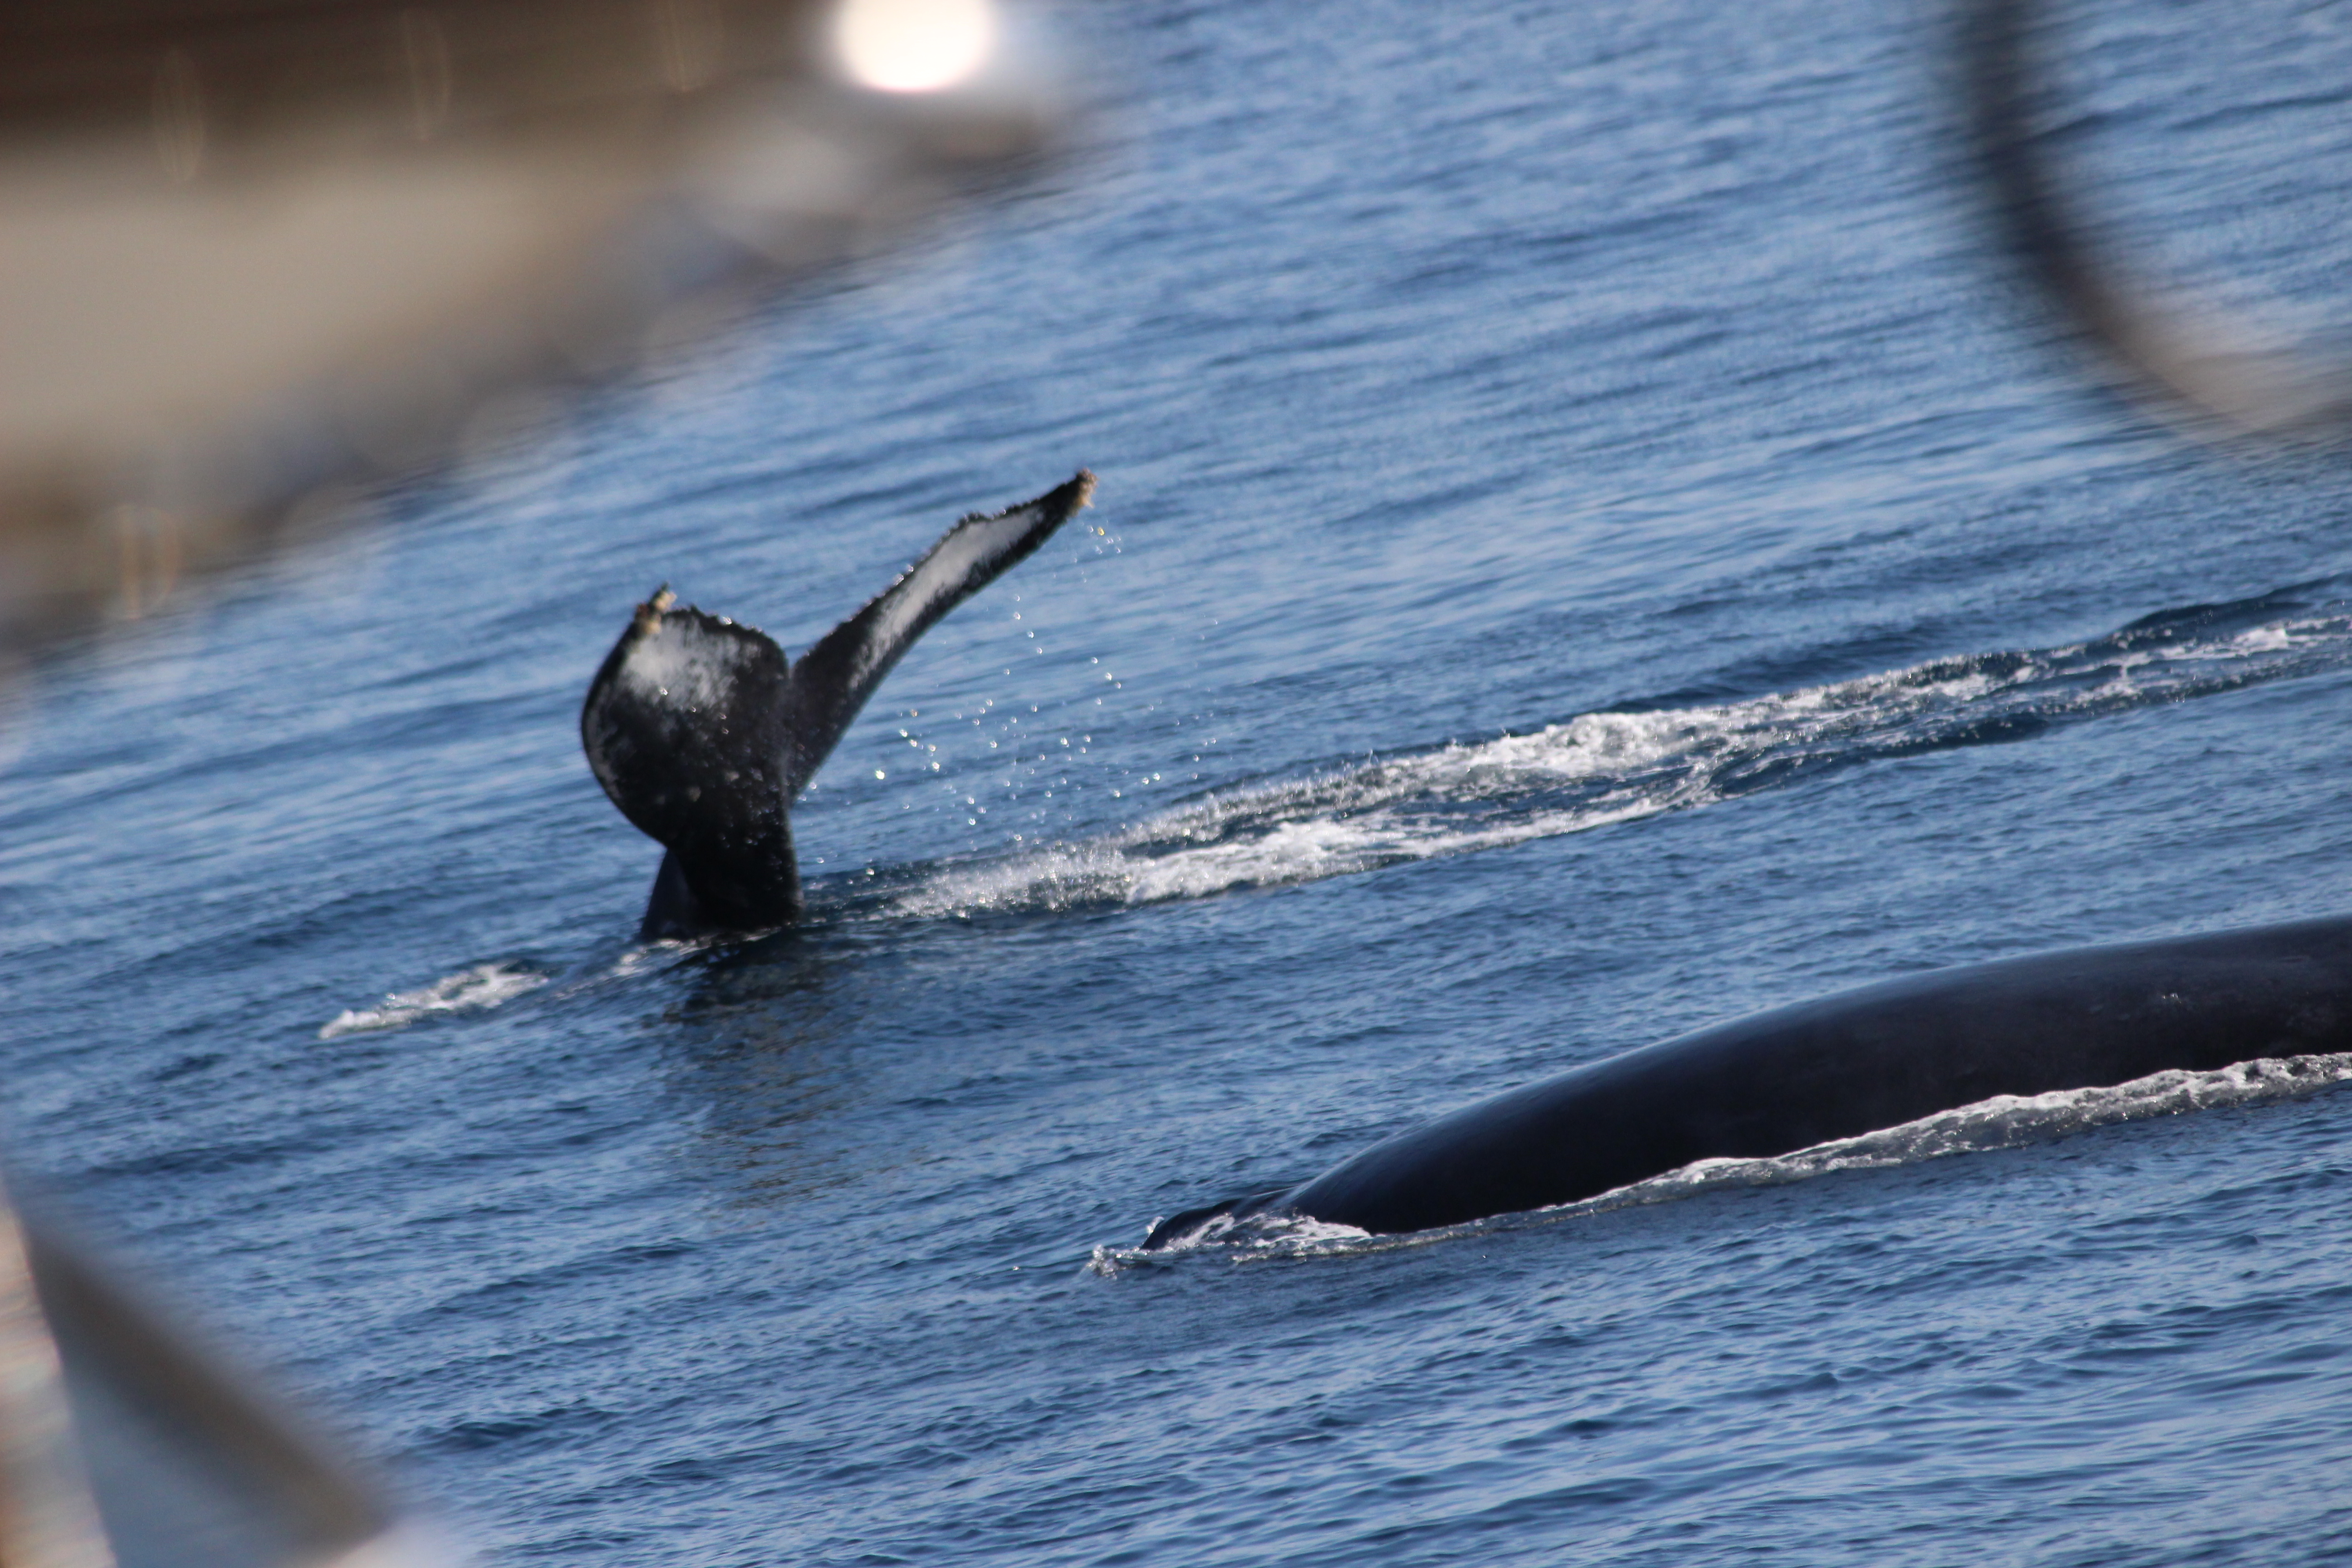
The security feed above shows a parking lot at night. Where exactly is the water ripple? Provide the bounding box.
[885,582,2352,919]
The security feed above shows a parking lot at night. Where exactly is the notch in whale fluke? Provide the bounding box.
[581,471,1096,938]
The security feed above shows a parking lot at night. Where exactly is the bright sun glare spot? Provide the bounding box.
[834,0,998,93]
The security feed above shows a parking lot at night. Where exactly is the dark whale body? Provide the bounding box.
[582,471,1095,938]
[1146,916,2352,1245]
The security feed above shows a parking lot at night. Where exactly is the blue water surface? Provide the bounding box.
[8,0,2352,1561]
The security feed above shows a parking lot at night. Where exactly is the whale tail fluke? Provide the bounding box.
[783,470,1095,793]
[581,589,802,934]
[581,471,1095,936]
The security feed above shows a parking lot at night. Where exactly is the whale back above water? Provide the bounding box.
[1147,915,2352,1245]
[582,470,1096,937]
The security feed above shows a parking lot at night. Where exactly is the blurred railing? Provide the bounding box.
[1964,0,2352,437]
[0,0,1069,662]
[0,1,1068,1560]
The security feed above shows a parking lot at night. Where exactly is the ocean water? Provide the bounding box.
[8,0,2352,1562]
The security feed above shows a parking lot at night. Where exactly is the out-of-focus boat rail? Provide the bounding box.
[0,3,1067,1562]
[1963,0,2352,439]
[0,1,814,142]
[0,0,1069,665]
[0,1178,446,1568]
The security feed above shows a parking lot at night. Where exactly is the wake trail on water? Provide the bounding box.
[319,583,2352,1026]
[315,945,683,1039]
[319,962,549,1039]
[1093,1051,2352,1271]
[889,583,2352,921]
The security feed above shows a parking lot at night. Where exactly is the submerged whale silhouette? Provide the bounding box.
[1145,915,2352,1245]
[582,471,1095,938]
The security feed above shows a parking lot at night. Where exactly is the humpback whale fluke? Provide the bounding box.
[581,470,1096,938]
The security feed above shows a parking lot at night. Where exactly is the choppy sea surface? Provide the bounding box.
[9,0,2352,1561]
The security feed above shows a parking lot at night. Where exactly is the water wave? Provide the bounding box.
[319,962,549,1039]
[905,585,2352,921]
[1093,1050,2352,1272]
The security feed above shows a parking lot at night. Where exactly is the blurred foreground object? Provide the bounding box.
[0,0,1067,655]
[0,1188,435,1568]
[1965,0,2352,438]
[0,2,1069,1559]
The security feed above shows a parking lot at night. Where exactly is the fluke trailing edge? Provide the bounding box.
[1145,916,2352,1246]
[582,471,1096,938]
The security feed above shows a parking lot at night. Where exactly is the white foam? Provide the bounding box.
[2230,623,2298,654]
[1606,1049,2352,1203]
[897,608,2352,921]
[319,962,548,1039]
[610,941,691,974]
[1088,1211,1372,1275]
